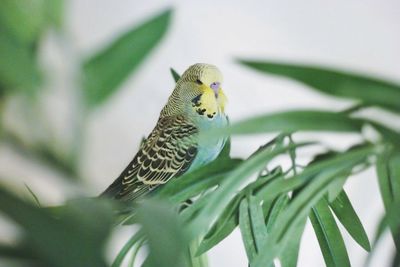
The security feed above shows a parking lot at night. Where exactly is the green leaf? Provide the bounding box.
[376,149,393,210]
[326,175,347,202]
[254,145,374,207]
[0,242,34,260]
[0,35,41,93]
[0,0,47,44]
[112,230,145,267]
[196,199,238,255]
[215,111,364,137]
[366,121,400,148]
[0,188,114,267]
[310,198,351,267]
[376,149,400,250]
[248,195,268,251]
[238,60,400,112]
[24,183,42,207]
[44,0,64,28]
[391,249,400,267]
[251,145,374,267]
[367,200,400,267]
[128,237,146,267]
[265,195,289,231]
[197,167,283,255]
[219,137,231,159]
[192,141,313,239]
[239,195,269,263]
[239,198,257,261]
[279,217,306,267]
[170,68,181,83]
[263,193,304,267]
[388,152,400,204]
[189,237,209,267]
[136,199,191,267]
[329,190,371,251]
[196,185,255,255]
[83,9,172,107]
[159,157,242,203]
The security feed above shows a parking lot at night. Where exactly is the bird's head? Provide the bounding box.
[164,63,227,119]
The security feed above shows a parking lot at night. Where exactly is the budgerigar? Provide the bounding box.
[101,63,228,201]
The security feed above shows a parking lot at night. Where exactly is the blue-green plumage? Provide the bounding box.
[188,113,228,171]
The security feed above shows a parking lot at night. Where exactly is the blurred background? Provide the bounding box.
[0,0,399,266]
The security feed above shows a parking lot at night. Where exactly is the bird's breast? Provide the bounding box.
[188,113,228,170]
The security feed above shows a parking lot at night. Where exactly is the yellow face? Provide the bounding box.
[191,66,227,119]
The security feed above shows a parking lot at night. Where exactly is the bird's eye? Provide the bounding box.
[196,79,203,85]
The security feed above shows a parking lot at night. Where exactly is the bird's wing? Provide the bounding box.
[100,115,198,201]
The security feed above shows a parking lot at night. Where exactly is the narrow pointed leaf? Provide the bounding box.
[265,195,289,232]
[388,152,400,204]
[112,231,145,267]
[310,198,351,267]
[248,195,268,250]
[366,121,400,147]
[376,150,400,250]
[193,142,313,239]
[197,167,283,255]
[238,60,400,112]
[254,145,374,207]
[376,150,392,210]
[279,217,306,267]
[159,157,242,202]
[329,190,371,251]
[326,176,347,202]
[221,111,364,136]
[170,68,180,82]
[252,146,373,267]
[239,198,257,261]
[83,9,172,107]
[219,137,231,159]
[367,200,400,267]
[196,207,237,255]
[263,193,303,267]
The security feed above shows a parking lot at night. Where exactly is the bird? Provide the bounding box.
[100,63,228,202]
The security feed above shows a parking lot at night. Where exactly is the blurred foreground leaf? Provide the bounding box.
[0,0,64,95]
[0,188,114,267]
[0,0,47,44]
[83,9,172,107]
[138,199,191,267]
[44,0,64,28]
[0,35,41,94]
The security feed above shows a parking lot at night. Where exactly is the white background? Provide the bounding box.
[1,0,399,266]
